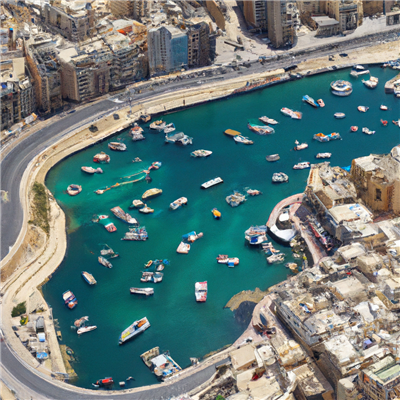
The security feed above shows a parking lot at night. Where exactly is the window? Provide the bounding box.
[375,189,382,201]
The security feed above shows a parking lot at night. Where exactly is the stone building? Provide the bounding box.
[242,0,268,31]
[351,146,400,216]
[147,25,188,76]
[108,0,151,21]
[41,1,95,42]
[187,22,213,68]
[327,0,363,32]
[24,33,62,115]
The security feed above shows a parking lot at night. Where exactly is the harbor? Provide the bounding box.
[2,55,400,393]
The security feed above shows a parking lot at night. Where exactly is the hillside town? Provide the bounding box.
[2,0,400,132]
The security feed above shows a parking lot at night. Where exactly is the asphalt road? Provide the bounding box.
[1,340,226,399]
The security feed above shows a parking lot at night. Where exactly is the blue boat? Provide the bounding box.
[302,95,319,108]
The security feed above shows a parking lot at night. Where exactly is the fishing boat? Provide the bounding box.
[247,189,261,196]
[233,135,253,144]
[245,225,268,245]
[362,127,375,135]
[122,226,148,241]
[119,317,150,345]
[381,119,388,126]
[150,120,166,130]
[182,231,203,243]
[62,290,77,309]
[131,131,145,141]
[110,206,138,225]
[176,136,193,146]
[259,116,278,125]
[224,129,241,136]
[190,150,212,157]
[195,281,207,302]
[98,215,117,232]
[164,131,185,143]
[350,126,358,132]
[317,99,325,107]
[177,242,190,254]
[170,197,188,210]
[272,172,289,183]
[108,142,127,151]
[293,162,310,170]
[212,208,221,219]
[77,326,97,335]
[139,205,154,214]
[266,154,280,162]
[350,66,369,77]
[140,114,151,123]
[129,199,145,209]
[334,112,346,119]
[267,253,285,264]
[302,95,319,108]
[130,288,154,296]
[93,152,110,163]
[201,177,223,189]
[81,166,103,174]
[280,107,302,119]
[315,153,331,159]
[357,106,369,113]
[226,191,246,207]
[216,255,239,266]
[94,378,114,387]
[164,123,176,134]
[100,244,118,258]
[380,105,388,110]
[74,316,89,328]
[140,271,163,283]
[313,133,329,142]
[67,184,82,196]
[142,188,162,200]
[294,141,308,151]
[131,124,144,134]
[362,76,378,89]
[331,80,352,96]
[81,271,97,285]
[98,256,112,268]
[140,347,182,380]
[247,123,273,134]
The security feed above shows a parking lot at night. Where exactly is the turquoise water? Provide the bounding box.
[44,66,400,389]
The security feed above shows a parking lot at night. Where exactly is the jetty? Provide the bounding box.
[384,73,400,93]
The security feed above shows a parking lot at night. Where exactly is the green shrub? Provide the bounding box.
[216,396,225,400]
[31,182,49,234]
[20,316,28,325]
[12,302,26,317]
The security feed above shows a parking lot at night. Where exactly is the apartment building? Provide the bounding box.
[148,25,188,76]
[108,0,151,21]
[327,0,363,32]
[242,0,268,31]
[187,22,212,68]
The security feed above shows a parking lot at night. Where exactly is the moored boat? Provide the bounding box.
[233,135,253,144]
[175,136,193,146]
[315,153,331,159]
[190,149,212,157]
[110,206,138,225]
[195,281,207,302]
[150,120,166,130]
[217,256,239,266]
[98,215,117,232]
[81,271,97,285]
[294,141,308,151]
[350,65,369,77]
[129,199,145,209]
[272,172,289,183]
[224,129,241,136]
[350,126,358,132]
[362,76,378,89]
[245,225,267,245]
[131,131,145,141]
[164,123,176,134]
[302,95,319,108]
[130,288,154,296]
[313,133,329,142]
[248,123,275,135]
[357,106,369,113]
[293,162,310,170]
[381,119,388,126]
[67,184,82,196]
[259,116,278,125]
[77,325,97,335]
[331,80,352,96]
[334,112,346,119]
[108,142,127,151]
[182,231,203,243]
[317,99,325,107]
[362,127,375,135]
[212,208,221,219]
[247,189,261,196]
[267,253,285,264]
[141,348,182,380]
[226,191,246,207]
[280,107,302,119]
[62,290,77,309]
[170,197,187,210]
[98,256,112,268]
[81,166,103,174]
[177,242,190,254]
[380,105,388,110]
[142,188,162,200]
[74,316,89,328]
[119,317,150,345]
[139,205,154,214]
[122,226,148,241]
[94,378,114,387]
[93,152,110,163]
[140,114,151,123]
[201,177,223,189]
[266,154,280,162]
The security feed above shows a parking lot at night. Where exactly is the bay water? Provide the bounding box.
[44,66,400,389]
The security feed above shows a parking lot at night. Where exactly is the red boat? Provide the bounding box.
[381,119,388,126]
[350,126,358,132]
[95,377,114,387]
[93,152,110,163]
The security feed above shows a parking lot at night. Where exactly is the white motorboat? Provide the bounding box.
[164,123,176,134]
[201,177,223,189]
[170,197,188,210]
[315,153,332,159]
[362,127,375,135]
[293,162,310,170]
[190,150,212,157]
[362,76,378,89]
[272,172,289,183]
[357,106,369,113]
[259,116,278,125]
[334,112,346,119]
[77,325,97,335]
[233,135,253,144]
